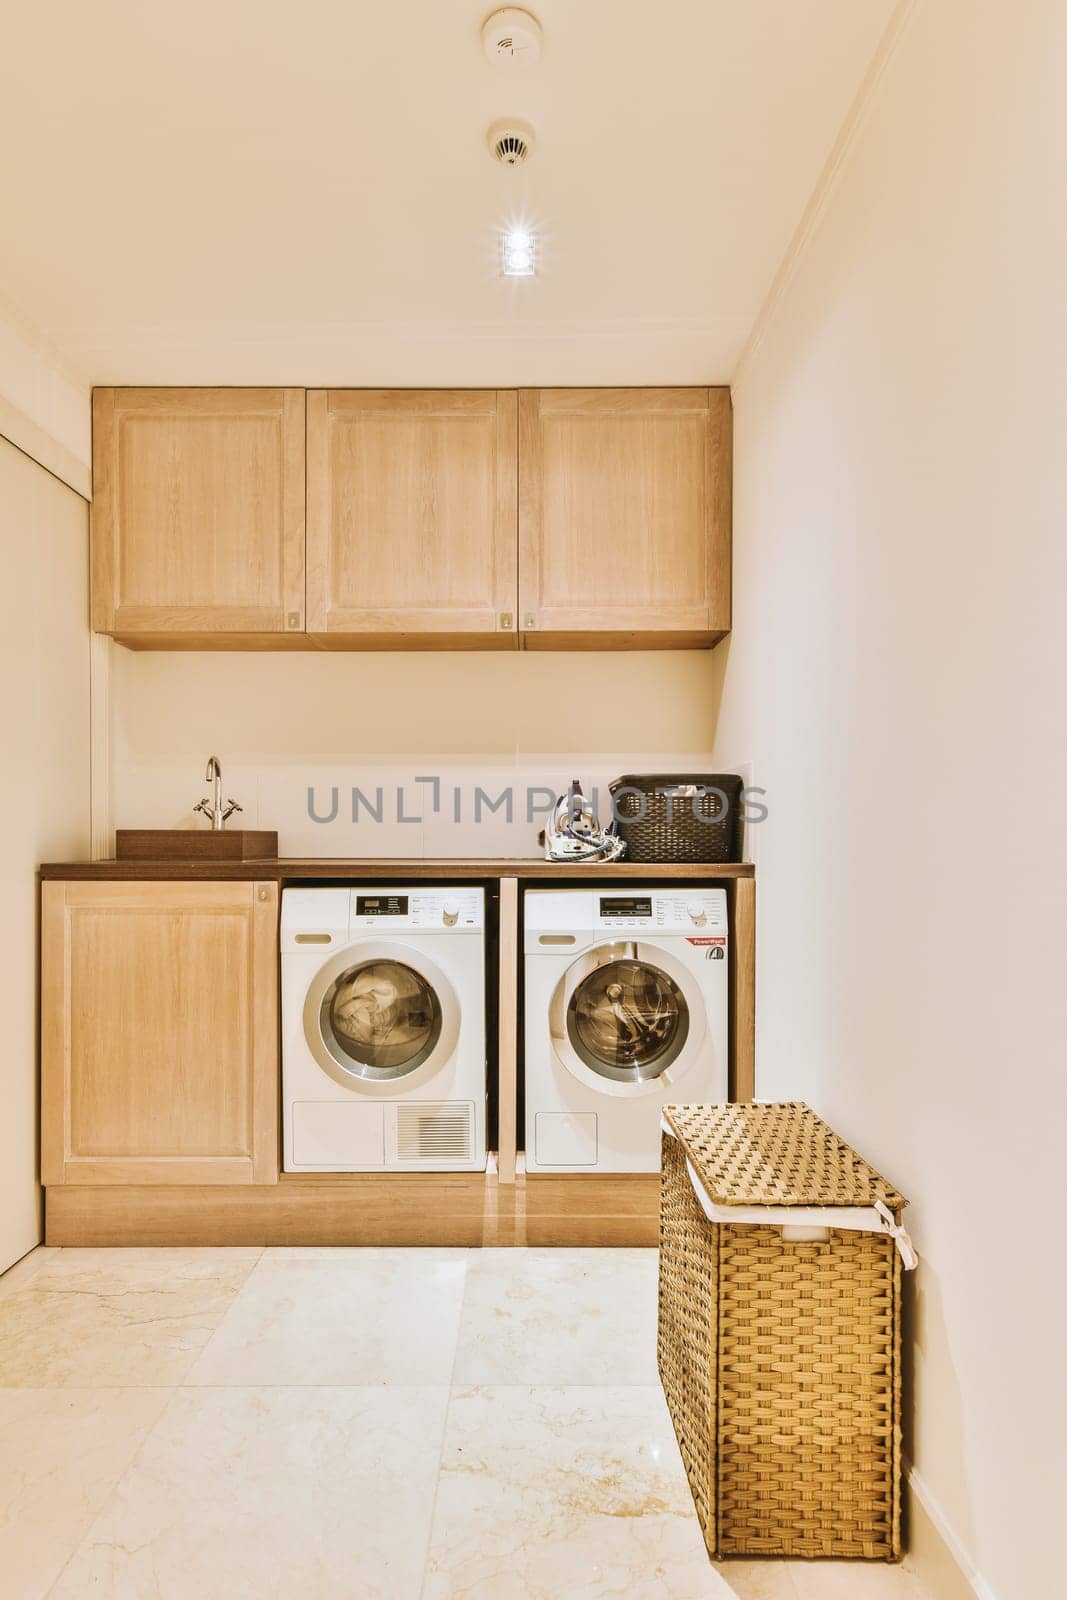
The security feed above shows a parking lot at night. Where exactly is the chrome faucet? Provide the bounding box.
[193,756,243,831]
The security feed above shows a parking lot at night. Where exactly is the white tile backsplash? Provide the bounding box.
[115,757,723,858]
[110,648,724,859]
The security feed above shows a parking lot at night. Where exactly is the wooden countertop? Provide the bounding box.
[40,857,755,882]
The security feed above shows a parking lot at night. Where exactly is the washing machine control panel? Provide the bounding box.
[596,894,653,929]
[349,888,483,931]
[593,891,728,933]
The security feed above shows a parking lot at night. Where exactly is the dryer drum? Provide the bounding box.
[568,959,689,1081]
[324,959,442,1073]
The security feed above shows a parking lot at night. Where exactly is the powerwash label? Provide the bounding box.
[686,937,727,947]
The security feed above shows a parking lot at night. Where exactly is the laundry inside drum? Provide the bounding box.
[328,960,441,1070]
[568,959,688,1077]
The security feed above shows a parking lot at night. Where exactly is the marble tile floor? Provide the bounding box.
[0,1244,936,1600]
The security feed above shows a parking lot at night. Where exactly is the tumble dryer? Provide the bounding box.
[282,887,486,1172]
[524,888,728,1173]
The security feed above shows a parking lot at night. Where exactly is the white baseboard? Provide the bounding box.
[906,1464,999,1600]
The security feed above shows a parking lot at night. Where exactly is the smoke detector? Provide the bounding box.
[487,117,535,166]
[482,8,543,69]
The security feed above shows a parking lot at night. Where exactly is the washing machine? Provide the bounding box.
[524,888,728,1173]
[282,887,487,1172]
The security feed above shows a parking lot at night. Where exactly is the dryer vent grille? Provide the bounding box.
[397,1102,474,1162]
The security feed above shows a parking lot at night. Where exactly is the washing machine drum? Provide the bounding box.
[566,955,690,1084]
[322,959,442,1078]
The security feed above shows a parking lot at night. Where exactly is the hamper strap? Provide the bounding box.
[873,1200,919,1271]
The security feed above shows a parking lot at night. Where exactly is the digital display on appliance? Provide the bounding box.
[600,896,652,918]
[355,895,409,916]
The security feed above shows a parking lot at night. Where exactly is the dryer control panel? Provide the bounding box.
[594,890,727,934]
[350,887,483,931]
[525,888,728,936]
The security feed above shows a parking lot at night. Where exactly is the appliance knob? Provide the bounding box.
[686,900,707,926]
[442,901,460,926]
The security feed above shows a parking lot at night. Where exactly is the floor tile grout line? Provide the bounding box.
[40,1381,181,1600]
[0,1380,181,1391]
[415,1247,473,1600]
[175,1245,472,1391]
[174,1245,270,1388]
[0,1379,673,1392]
[36,1381,463,1600]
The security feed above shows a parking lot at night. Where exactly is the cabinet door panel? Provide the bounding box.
[92,388,305,639]
[519,388,731,647]
[306,389,518,647]
[42,881,278,1185]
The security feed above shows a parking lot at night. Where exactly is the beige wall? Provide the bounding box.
[714,2,1067,1597]
[0,295,90,487]
[108,649,721,858]
[0,438,90,1272]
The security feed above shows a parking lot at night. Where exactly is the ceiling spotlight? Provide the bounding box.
[502,228,536,277]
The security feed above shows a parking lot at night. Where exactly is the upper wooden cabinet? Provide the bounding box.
[41,880,279,1186]
[306,389,518,648]
[518,387,731,647]
[91,387,306,643]
[90,386,731,650]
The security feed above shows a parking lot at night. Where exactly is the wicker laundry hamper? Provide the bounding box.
[658,1102,915,1562]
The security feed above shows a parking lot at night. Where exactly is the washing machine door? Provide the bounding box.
[303,941,460,1089]
[549,941,704,1097]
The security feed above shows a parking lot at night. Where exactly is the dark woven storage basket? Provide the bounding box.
[610,774,743,863]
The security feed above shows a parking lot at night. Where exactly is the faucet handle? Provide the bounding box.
[193,798,213,820]
[222,798,243,823]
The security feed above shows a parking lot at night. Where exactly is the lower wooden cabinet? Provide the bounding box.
[42,881,279,1186]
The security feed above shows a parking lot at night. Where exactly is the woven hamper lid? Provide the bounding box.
[663,1101,907,1214]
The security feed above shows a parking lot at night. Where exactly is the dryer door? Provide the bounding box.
[304,941,460,1088]
[549,941,705,1097]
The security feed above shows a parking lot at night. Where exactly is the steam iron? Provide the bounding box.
[540,779,627,862]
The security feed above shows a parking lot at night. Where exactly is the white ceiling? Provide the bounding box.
[0,1,894,386]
